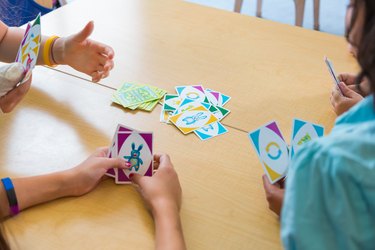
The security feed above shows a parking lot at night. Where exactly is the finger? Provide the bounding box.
[103,60,114,72]
[262,174,273,193]
[337,73,356,85]
[102,157,130,170]
[93,147,109,157]
[73,21,94,43]
[98,54,110,66]
[339,82,360,98]
[91,71,103,83]
[99,46,115,59]
[130,173,144,185]
[157,154,173,169]
[101,70,110,79]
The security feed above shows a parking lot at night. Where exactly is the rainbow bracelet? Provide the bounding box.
[1,177,19,216]
[43,35,59,67]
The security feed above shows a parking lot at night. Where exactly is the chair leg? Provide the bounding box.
[294,0,306,27]
[234,0,243,13]
[313,0,320,30]
[256,0,263,17]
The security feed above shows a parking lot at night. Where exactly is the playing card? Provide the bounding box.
[205,88,231,106]
[117,85,160,108]
[105,124,134,177]
[324,56,343,95]
[169,105,218,134]
[194,121,228,140]
[290,118,324,160]
[160,110,173,124]
[175,85,209,104]
[105,141,117,178]
[115,131,153,184]
[15,14,41,84]
[173,98,210,115]
[163,94,181,111]
[212,106,230,120]
[249,121,289,184]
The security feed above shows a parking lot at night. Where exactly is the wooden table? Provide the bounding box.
[1,0,359,248]
[0,67,281,249]
[40,0,358,133]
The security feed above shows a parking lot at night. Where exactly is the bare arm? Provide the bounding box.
[0,20,49,64]
[131,154,186,250]
[0,148,128,219]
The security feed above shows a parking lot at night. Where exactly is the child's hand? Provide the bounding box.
[262,175,284,216]
[130,154,182,215]
[54,21,115,83]
[66,147,130,196]
[0,62,32,113]
[330,82,364,116]
[338,73,371,96]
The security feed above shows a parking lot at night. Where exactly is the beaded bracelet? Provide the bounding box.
[43,35,59,67]
[1,177,19,216]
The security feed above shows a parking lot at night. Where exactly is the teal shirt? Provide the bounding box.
[281,95,375,250]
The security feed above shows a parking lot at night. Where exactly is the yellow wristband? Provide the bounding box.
[43,36,59,67]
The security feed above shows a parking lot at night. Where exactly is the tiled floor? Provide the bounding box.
[186,0,347,36]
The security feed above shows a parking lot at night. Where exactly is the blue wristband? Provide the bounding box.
[1,178,19,216]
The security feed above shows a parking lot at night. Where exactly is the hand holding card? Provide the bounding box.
[105,124,154,184]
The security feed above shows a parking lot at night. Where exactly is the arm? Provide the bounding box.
[0,20,114,82]
[130,154,186,250]
[0,147,129,219]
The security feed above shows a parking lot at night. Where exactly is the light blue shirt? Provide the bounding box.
[281,95,375,250]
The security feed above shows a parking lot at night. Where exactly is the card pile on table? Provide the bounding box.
[160,85,231,140]
[112,83,167,111]
[106,124,154,184]
[248,119,324,184]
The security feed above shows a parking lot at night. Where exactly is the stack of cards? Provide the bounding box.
[160,85,231,141]
[248,119,324,184]
[15,13,41,84]
[112,83,167,111]
[106,124,154,184]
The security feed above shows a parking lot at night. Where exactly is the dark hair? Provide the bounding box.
[347,0,375,104]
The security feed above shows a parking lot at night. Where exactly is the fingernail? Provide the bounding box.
[129,173,134,179]
[126,162,131,166]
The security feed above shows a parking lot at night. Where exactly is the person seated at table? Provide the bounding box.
[262,0,375,248]
[0,149,186,250]
[329,0,372,116]
[0,19,114,113]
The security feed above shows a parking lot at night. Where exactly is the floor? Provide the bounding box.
[186,0,348,36]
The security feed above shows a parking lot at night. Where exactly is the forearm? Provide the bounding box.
[0,170,74,219]
[153,204,186,250]
[0,21,52,65]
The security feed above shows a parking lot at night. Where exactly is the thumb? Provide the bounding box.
[101,157,128,170]
[339,82,358,98]
[130,173,143,185]
[73,21,94,42]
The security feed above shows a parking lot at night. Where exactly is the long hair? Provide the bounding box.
[347,0,375,103]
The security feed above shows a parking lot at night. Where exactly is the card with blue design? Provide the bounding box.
[290,119,324,160]
[105,124,135,178]
[194,121,228,140]
[105,124,153,184]
[249,121,289,184]
[169,105,218,134]
[175,85,210,104]
[205,88,231,107]
[160,84,231,141]
[115,130,153,184]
